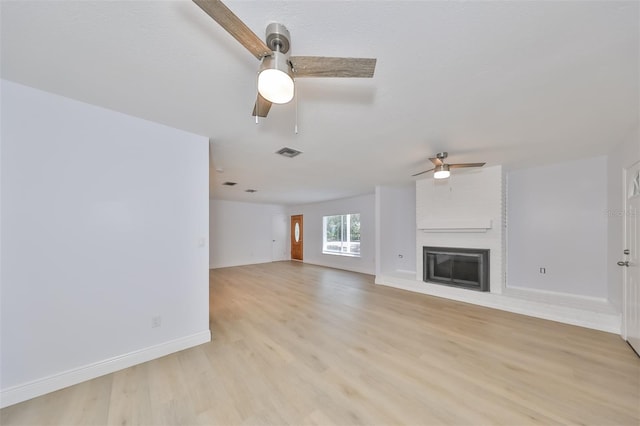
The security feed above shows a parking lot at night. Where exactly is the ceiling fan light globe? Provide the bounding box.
[258,69,294,104]
[258,51,294,104]
[434,164,450,179]
[433,170,450,179]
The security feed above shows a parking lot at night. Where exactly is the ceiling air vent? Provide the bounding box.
[222,181,237,186]
[276,147,302,158]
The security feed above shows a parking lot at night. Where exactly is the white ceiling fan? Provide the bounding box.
[193,0,377,118]
[412,152,486,179]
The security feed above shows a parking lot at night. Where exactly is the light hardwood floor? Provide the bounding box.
[2,261,639,425]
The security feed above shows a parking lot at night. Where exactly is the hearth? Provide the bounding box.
[423,246,489,291]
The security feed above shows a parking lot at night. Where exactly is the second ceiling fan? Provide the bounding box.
[193,0,377,118]
[412,152,486,179]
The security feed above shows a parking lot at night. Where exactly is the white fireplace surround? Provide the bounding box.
[415,166,505,294]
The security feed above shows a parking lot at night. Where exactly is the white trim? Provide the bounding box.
[622,165,629,339]
[421,228,490,233]
[209,259,272,269]
[418,218,492,232]
[504,285,613,309]
[0,330,211,408]
[622,159,640,343]
[321,251,361,258]
[375,275,620,334]
[374,186,382,278]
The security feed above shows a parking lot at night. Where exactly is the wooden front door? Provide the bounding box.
[290,215,303,261]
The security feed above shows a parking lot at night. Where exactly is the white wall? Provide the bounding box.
[416,166,505,294]
[1,80,210,406]
[289,193,375,275]
[507,156,608,298]
[209,199,288,268]
[607,127,640,311]
[376,184,416,276]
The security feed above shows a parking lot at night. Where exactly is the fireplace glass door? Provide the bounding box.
[424,247,489,291]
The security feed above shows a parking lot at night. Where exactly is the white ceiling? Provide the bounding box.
[2,0,638,205]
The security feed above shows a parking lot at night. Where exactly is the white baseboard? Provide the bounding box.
[210,259,273,269]
[503,285,615,313]
[375,275,621,334]
[0,330,211,409]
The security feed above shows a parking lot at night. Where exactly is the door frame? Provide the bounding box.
[622,160,639,353]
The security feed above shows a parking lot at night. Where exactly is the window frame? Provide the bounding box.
[322,213,361,257]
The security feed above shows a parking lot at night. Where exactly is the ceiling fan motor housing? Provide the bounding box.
[266,23,290,55]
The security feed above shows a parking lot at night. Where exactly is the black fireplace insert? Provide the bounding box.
[423,246,489,291]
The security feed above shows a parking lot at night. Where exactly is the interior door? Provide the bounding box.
[271,214,287,261]
[623,161,640,354]
[290,215,303,261]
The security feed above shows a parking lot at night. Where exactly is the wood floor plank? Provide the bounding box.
[1,261,638,425]
[105,364,152,425]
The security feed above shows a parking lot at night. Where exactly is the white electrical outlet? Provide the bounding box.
[152,315,162,328]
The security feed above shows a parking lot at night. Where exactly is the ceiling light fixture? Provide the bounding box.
[433,164,451,179]
[257,23,294,105]
[258,52,294,104]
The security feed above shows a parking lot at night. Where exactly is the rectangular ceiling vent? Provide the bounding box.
[276,147,302,158]
[222,181,237,186]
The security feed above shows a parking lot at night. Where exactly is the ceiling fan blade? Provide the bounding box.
[192,0,272,60]
[412,168,435,177]
[449,162,486,169]
[429,157,443,166]
[252,93,272,118]
[290,57,376,78]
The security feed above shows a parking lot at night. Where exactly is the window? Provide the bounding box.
[322,213,360,257]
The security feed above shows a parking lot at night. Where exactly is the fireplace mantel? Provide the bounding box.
[417,218,492,233]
